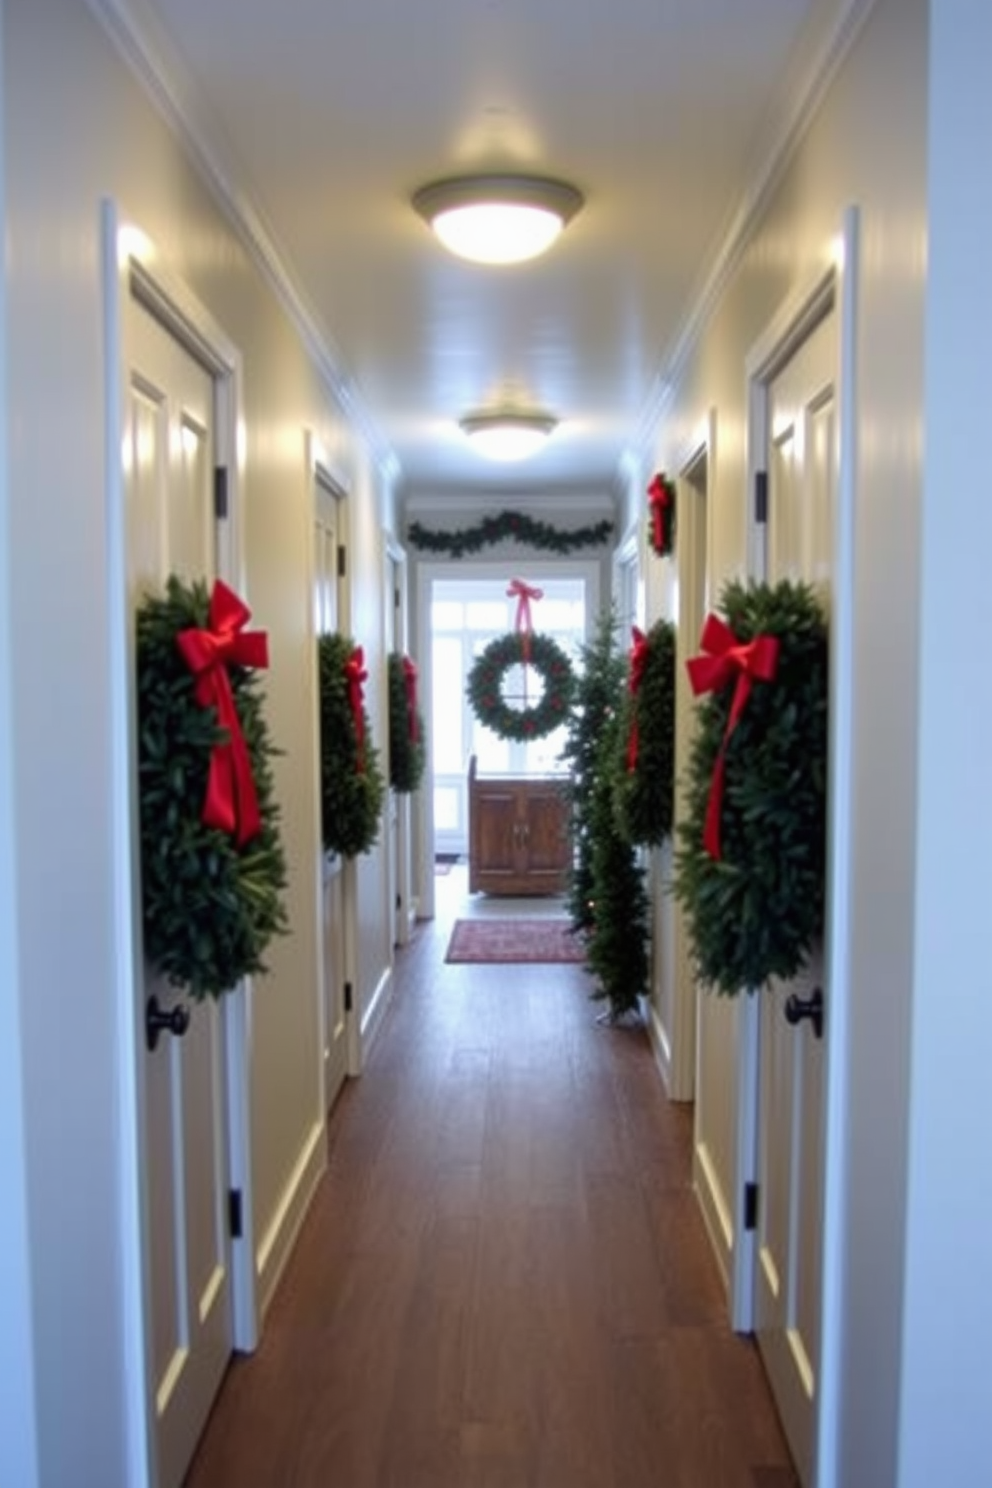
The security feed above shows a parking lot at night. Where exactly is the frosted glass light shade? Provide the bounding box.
[459,411,557,462]
[413,175,583,265]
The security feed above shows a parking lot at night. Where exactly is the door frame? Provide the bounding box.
[734,209,858,1479]
[102,202,258,1483]
[384,534,416,943]
[666,412,716,1102]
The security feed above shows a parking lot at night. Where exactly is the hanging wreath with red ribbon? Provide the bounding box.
[467,631,576,742]
[388,652,426,793]
[613,618,677,847]
[318,631,385,857]
[467,580,576,742]
[136,575,288,1002]
[646,473,676,558]
[672,579,828,996]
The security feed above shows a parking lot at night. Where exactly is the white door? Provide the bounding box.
[314,475,349,1111]
[126,300,232,1487]
[753,307,836,1486]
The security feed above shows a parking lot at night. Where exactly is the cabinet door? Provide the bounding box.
[520,786,569,889]
[474,788,520,888]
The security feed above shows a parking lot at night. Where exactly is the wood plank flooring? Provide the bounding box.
[185,870,798,1488]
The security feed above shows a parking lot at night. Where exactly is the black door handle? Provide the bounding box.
[146,994,191,1052]
[783,986,823,1040]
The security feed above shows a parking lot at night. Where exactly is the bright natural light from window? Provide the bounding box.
[430,575,588,855]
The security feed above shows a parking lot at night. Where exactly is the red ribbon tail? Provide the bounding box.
[626,721,639,773]
[703,750,727,860]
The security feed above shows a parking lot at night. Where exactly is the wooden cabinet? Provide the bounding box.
[468,755,571,895]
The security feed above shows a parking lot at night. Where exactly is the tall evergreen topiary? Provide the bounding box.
[559,605,627,934]
[585,703,650,1019]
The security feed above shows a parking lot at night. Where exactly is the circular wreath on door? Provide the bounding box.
[466,632,576,742]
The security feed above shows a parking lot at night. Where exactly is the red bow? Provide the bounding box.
[345,646,368,774]
[507,578,543,662]
[686,613,779,859]
[647,475,673,554]
[176,580,269,846]
[626,625,650,771]
[401,655,419,742]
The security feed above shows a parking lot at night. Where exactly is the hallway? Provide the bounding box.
[185,868,797,1488]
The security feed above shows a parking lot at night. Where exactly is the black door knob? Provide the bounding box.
[146,994,191,1052]
[783,986,824,1040]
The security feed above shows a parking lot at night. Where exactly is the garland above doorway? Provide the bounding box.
[407,509,613,557]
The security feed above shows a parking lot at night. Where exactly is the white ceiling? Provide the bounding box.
[101,0,854,500]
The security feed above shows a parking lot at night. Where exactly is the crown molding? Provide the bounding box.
[85,0,400,485]
[634,0,878,453]
[404,487,615,520]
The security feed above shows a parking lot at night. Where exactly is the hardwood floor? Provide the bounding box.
[185,868,798,1488]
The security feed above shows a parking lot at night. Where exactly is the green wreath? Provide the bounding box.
[318,632,385,857]
[136,575,288,1002]
[613,619,677,847]
[647,473,676,558]
[466,632,576,742]
[387,652,426,794]
[672,579,828,996]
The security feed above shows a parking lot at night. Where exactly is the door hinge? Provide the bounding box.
[214,465,229,520]
[744,1181,759,1232]
[228,1187,243,1240]
[394,586,401,609]
[337,544,347,579]
[754,470,768,525]
[395,892,402,911]
[344,980,353,1013]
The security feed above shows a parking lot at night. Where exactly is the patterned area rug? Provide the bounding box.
[445,917,586,964]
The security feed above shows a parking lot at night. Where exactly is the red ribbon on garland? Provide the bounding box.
[345,645,368,774]
[401,655,419,742]
[686,613,779,860]
[647,474,674,555]
[506,578,543,663]
[176,579,269,846]
[626,625,650,771]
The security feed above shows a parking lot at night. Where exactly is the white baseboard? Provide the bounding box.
[360,964,393,1063]
[693,1139,733,1299]
[644,994,676,1097]
[254,1118,325,1319]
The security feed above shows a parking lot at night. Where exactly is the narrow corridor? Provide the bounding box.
[185,868,797,1488]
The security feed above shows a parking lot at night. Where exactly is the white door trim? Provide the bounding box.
[102,202,258,1488]
[737,211,859,1487]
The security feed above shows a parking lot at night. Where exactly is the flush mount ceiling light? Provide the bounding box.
[412,174,584,265]
[459,409,558,462]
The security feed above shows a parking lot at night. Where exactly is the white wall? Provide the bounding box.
[2,0,393,1481]
[650,0,927,1483]
[899,5,992,1483]
[0,4,42,1483]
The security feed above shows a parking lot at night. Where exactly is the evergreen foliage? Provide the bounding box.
[585,705,650,1018]
[318,633,385,857]
[613,618,677,847]
[408,510,613,557]
[387,653,426,793]
[136,575,288,1001]
[559,605,627,934]
[466,631,575,742]
[646,473,677,557]
[673,579,829,995]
